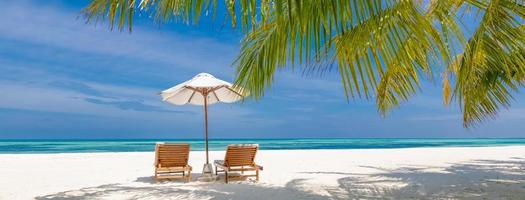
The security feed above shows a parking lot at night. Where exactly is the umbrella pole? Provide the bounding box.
[204,91,209,165]
[200,90,215,180]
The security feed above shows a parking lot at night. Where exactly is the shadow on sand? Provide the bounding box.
[36,158,525,200]
[36,177,327,200]
[328,157,525,199]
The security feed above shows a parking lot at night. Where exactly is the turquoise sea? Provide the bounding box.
[1,138,525,153]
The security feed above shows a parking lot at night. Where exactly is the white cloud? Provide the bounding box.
[0,0,239,78]
[406,114,461,121]
[405,107,525,122]
[0,1,278,128]
[0,61,279,131]
[498,108,525,120]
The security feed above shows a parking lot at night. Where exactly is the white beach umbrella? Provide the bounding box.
[160,73,246,175]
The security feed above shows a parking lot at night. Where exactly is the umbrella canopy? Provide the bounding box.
[161,73,244,106]
[160,73,246,172]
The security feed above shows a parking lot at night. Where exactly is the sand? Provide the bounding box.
[1,146,525,199]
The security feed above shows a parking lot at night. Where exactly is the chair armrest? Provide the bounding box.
[214,160,229,171]
[214,160,225,166]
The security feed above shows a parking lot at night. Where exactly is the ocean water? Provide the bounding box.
[1,138,525,153]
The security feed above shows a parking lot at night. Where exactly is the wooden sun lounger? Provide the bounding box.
[214,144,263,183]
[154,143,192,182]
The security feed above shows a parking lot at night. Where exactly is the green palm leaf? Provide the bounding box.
[81,0,525,127]
[453,0,525,127]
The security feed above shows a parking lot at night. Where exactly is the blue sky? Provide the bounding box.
[1,0,524,139]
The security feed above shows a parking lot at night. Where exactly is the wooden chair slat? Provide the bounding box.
[154,143,192,182]
[215,144,263,183]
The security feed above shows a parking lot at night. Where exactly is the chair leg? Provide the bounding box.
[225,171,228,183]
[215,166,218,175]
[187,170,192,182]
[256,169,259,181]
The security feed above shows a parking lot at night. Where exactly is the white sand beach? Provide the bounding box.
[1,146,525,199]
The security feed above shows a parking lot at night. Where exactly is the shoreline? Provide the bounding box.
[3,137,525,140]
[2,144,525,155]
[2,146,525,199]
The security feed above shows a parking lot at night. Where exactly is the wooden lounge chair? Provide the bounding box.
[214,144,263,183]
[154,143,192,181]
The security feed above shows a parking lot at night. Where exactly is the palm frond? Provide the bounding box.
[83,0,137,31]
[234,0,349,98]
[82,0,259,31]
[234,0,450,117]
[81,0,525,128]
[454,0,525,127]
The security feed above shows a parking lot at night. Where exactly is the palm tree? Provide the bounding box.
[83,0,525,127]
